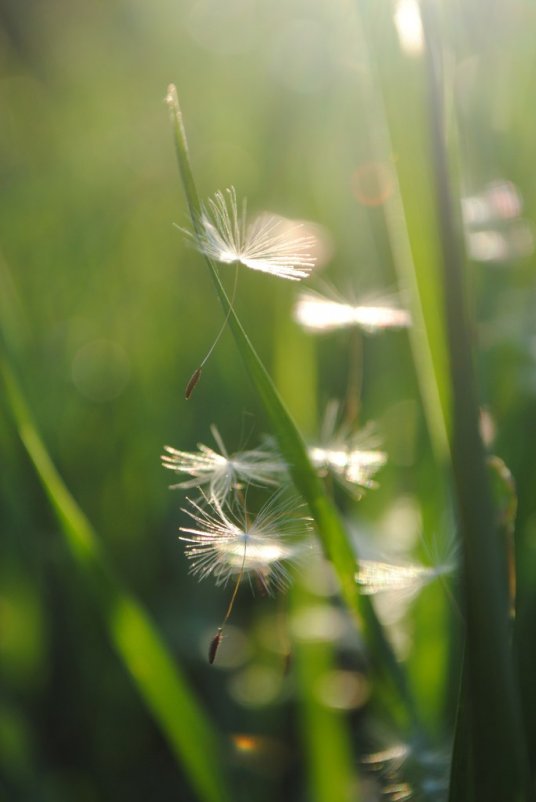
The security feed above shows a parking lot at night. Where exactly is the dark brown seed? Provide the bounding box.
[208,629,223,665]
[185,367,202,400]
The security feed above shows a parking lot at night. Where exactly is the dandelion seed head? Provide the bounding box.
[351,518,458,639]
[309,407,387,494]
[215,533,296,571]
[161,425,286,503]
[294,290,412,334]
[179,492,313,593]
[355,559,449,597]
[346,450,388,486]
[185,186,317,280]
[310,445,387,490]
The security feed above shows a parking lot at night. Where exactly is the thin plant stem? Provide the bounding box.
[185,263,239,399]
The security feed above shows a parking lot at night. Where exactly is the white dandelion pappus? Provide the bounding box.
[309,444,387,491]
[351,520,458,630]
[354,554,456,638]
[161,424,287,503]
[294,289,411,333]
[187,186,317,280]
[180,491,314,593]
[309,402,387,495]
[355,558,452,597]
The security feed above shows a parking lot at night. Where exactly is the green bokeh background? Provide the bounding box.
[2,1,536,800]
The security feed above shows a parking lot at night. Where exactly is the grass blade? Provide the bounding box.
[354,2,451,462]
[0,356,231,802]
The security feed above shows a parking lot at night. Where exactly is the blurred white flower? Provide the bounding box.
[184,186,317,280]
[351,519,458,642]
[310,443,387,491]
[180,490,313,593]
[355,558,451,597]
[294,289,411,334]
[309,402,387,495]
[161,424,286,503]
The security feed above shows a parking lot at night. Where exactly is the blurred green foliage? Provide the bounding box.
[2,1,536,800]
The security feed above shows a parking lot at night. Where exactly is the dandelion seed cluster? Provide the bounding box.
[180,491,312,593]
[168,182,412,602]
[161,412,391,597]
[162,424,286,504]
[165,89,462,776]
[162,426,313,594]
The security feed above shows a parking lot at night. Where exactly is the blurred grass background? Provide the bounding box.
[2,0,536,800]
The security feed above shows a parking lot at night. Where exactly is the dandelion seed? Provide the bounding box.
[184,186,317,280]
[351,521,458,632]
[310,444,387,491]
[294,289,411,334]
[179,490,313,594]
[208,627,223,664]
[184,366,203,399]
[355,559,452,597]
[162,425,287,503]
[309,403,387,495]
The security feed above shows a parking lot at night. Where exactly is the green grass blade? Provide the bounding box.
[0,357,231,802]
[166,85,417,730]
[355,2,451,462]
